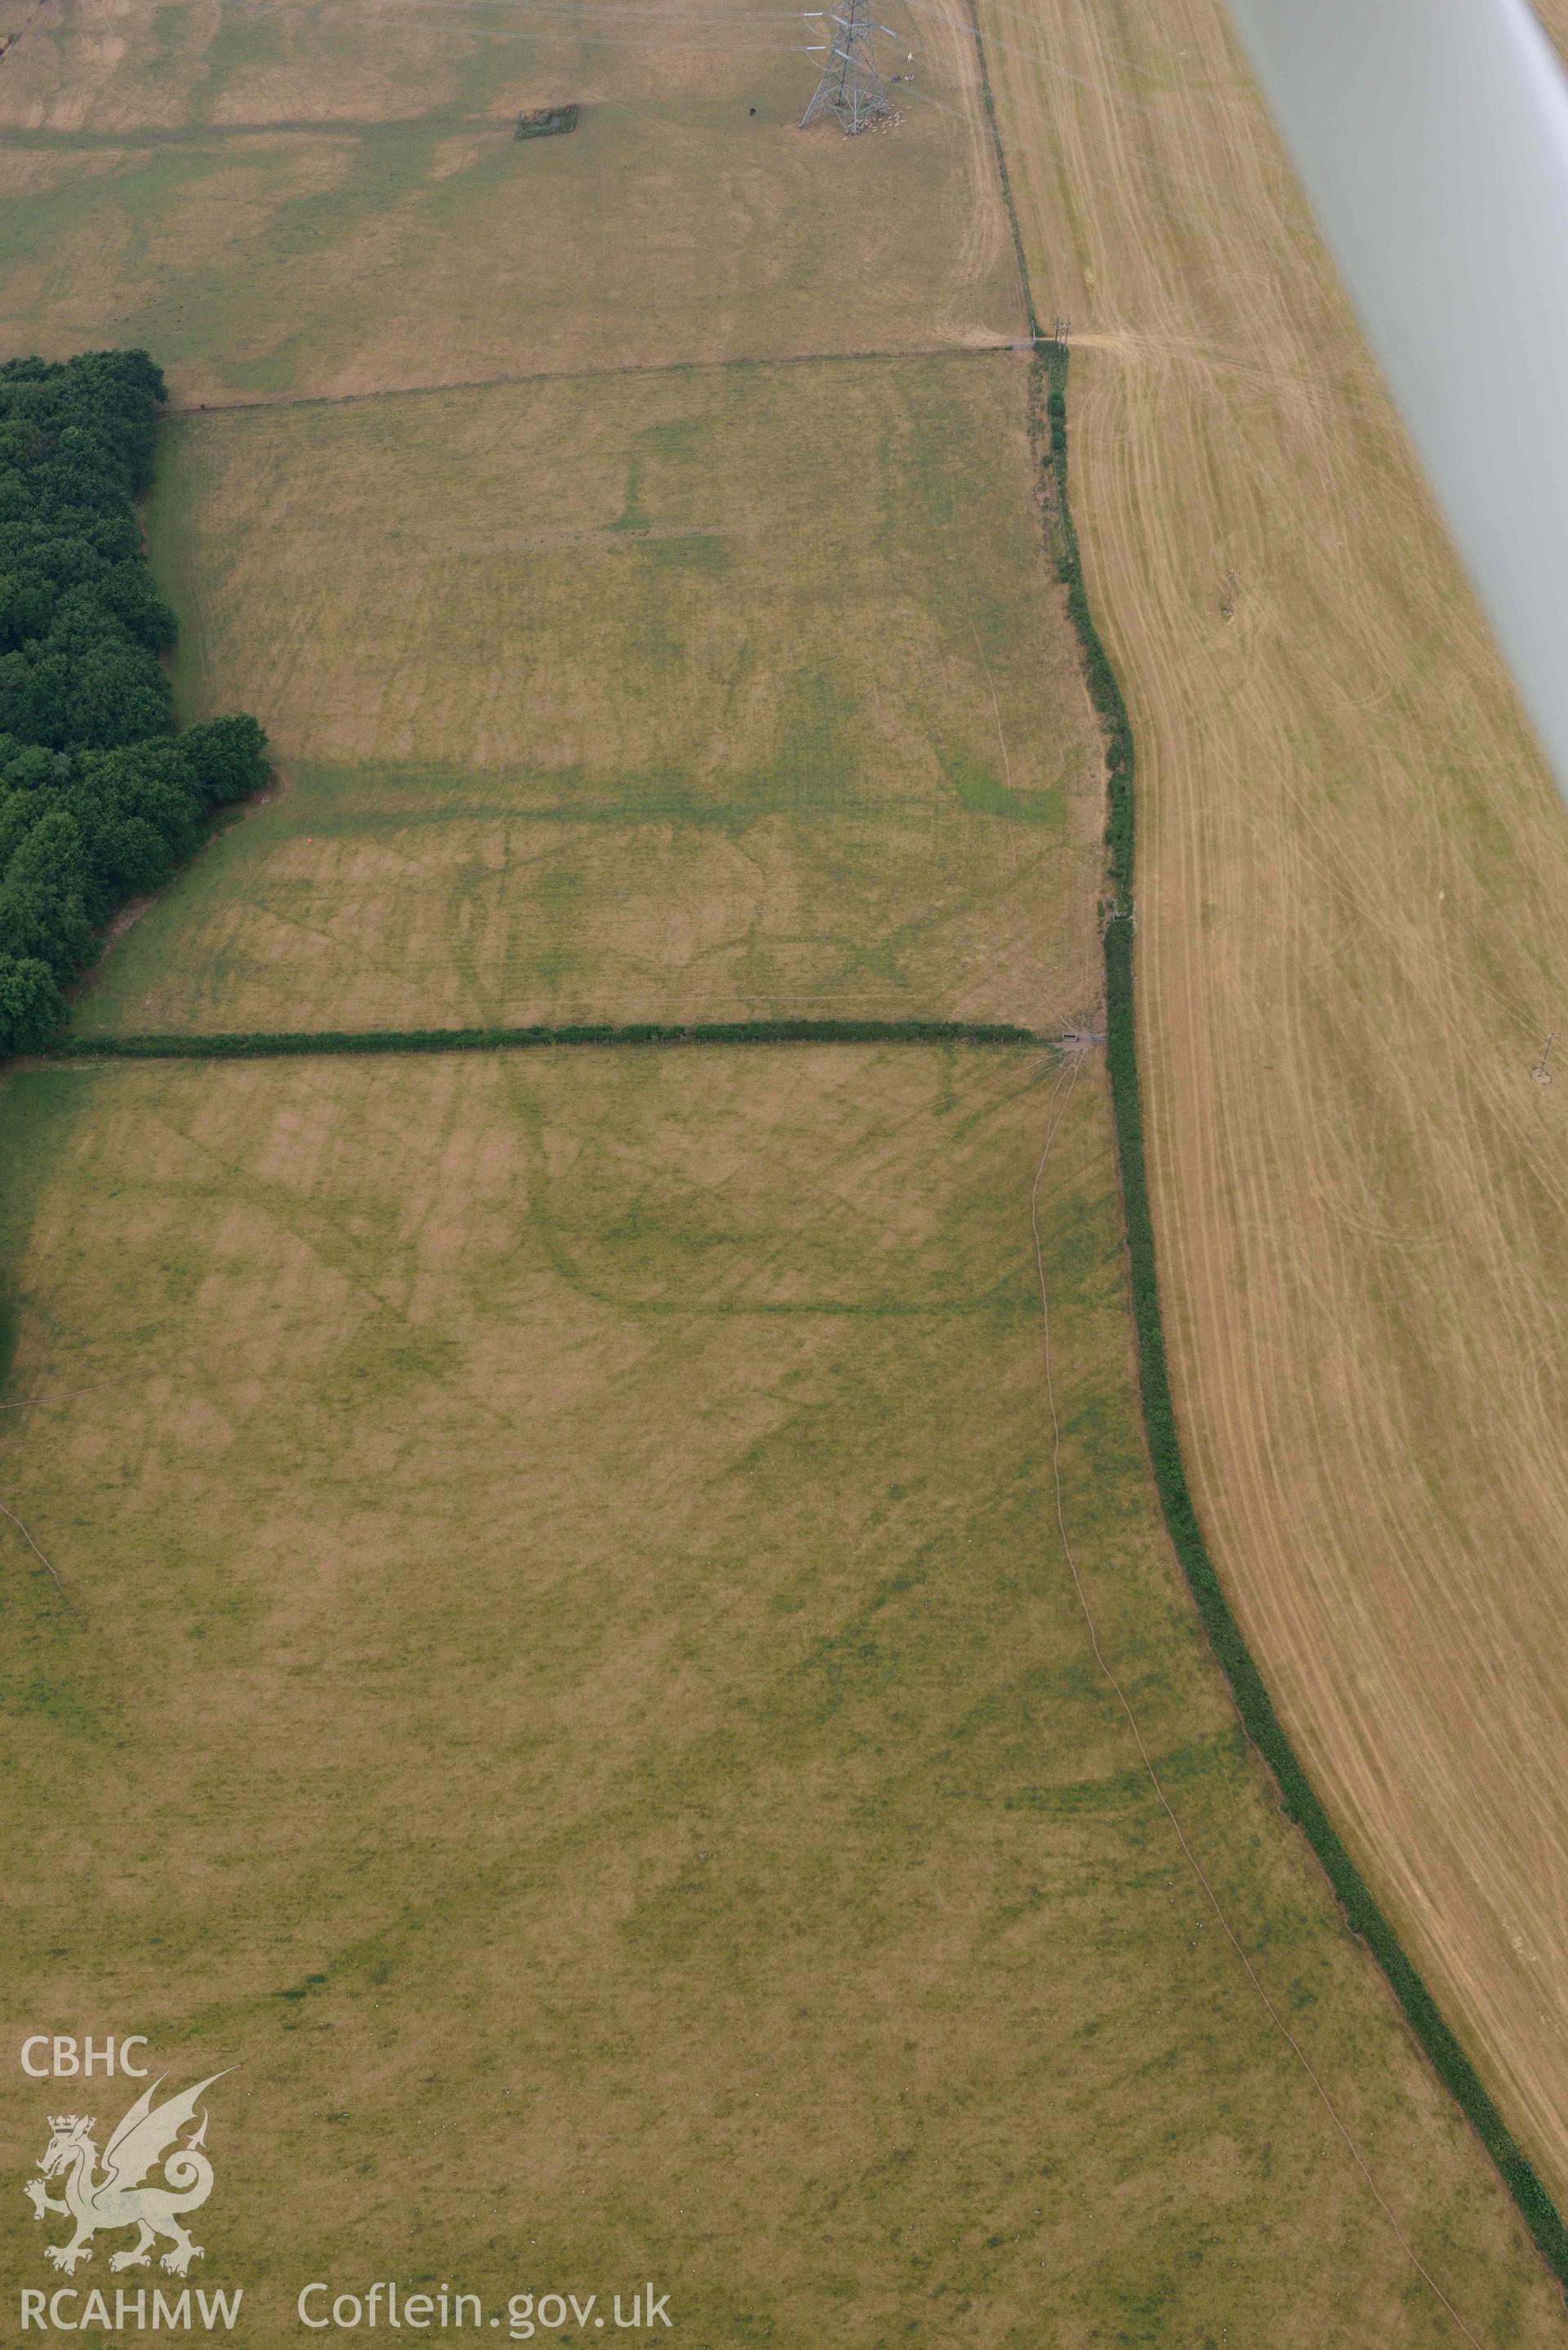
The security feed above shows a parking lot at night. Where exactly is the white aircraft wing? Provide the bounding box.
[1221,0,1568,803]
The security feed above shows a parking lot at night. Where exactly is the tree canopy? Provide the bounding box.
[0,350,268,1051]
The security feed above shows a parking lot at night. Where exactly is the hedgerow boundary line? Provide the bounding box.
[47,1019,1054,1063]
[961,0,1568,2278]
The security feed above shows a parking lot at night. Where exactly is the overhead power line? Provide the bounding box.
[800,0,898,133]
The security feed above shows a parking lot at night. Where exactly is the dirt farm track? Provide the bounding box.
[988,0,1568,2203]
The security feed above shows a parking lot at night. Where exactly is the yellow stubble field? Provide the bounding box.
[983,0,1568,2202]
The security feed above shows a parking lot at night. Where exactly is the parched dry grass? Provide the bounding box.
[78,354,1105,1035]
[7,0,1568,2330]
[0,1046,1561,2344]
[0,0,506,131]
[0,0,1019,397]
[983,0,1568,2209]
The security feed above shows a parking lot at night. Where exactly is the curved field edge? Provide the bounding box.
[1027,169,1568,2303]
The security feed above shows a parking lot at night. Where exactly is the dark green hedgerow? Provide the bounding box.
[1034,349,1134,907]
[54,1018,1050,1062]
[1040,339,1568,2283]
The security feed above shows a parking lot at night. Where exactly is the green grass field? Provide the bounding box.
[2,0,1566,2338]
[78,354,1102,1036]
[0,0,1018,398]
[2,1046,1559,2343]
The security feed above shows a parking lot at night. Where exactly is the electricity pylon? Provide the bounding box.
[800,1,895,135]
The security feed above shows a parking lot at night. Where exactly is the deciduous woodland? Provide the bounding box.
[0,350,267,1052]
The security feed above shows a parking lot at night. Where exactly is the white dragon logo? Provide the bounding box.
[24,2073,228,2277]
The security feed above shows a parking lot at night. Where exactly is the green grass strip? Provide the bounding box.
[1040,333,1568,2281]
[50,1018,1053,1062]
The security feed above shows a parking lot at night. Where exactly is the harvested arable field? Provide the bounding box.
[984,0,1568,2210]
[2,0,1567,2340]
